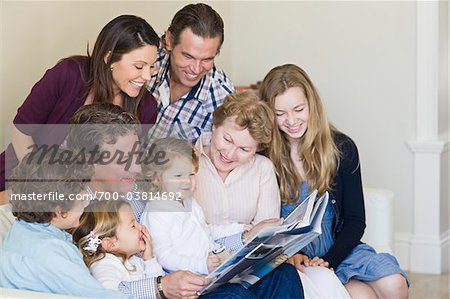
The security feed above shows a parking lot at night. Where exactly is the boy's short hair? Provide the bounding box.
[9,149,92,223]
[66,103,141,152]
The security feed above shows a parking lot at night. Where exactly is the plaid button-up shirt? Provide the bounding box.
[146,47,234,143]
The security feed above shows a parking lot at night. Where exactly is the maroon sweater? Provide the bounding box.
[1,57,157,190]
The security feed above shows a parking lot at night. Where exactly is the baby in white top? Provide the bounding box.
[73,200,165,290]
[140,138,251,274]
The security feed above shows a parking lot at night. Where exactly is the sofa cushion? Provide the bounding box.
[0,204,15,248]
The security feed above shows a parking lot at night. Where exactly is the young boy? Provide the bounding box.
[0,149,131,298]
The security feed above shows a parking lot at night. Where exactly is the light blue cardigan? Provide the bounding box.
[0,219,131,298]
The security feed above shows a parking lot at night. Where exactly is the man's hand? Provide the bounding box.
[160,271,210,299]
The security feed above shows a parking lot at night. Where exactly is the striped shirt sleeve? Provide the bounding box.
[118,277,158,299]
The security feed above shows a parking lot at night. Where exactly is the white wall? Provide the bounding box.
[228,1,417,253]
[1,0,449,272]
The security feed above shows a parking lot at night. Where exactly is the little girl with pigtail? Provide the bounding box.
[72,199,165,291]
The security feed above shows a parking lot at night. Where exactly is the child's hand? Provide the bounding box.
[140,225,153,261]
[215,249,233,264]
[243,218,283,242]
[287,253,310,273]
[207,252,221,273]
[243,224,254,232]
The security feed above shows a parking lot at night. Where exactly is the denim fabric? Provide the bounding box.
[201,263,304,299]
[281,182,409,286]
[250,263,304,299]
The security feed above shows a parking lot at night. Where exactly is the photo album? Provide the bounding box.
[199,190,329,295]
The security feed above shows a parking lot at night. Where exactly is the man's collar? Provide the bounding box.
[157,46,216,104]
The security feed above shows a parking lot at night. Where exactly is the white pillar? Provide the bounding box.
[416,1,439,141]
[407,142,448,273]
[407,1,449,274]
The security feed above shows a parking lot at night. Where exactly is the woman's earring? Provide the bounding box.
[110,66,113,72]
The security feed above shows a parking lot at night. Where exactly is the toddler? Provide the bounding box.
[141,138,249,274]
[72,199,165,290]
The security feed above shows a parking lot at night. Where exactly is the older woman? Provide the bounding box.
[195,91,281,230]
[1,15,160,191]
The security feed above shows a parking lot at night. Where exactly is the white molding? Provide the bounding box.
[395,230,450,273]
[448,230,450,273]
[406,140,447,154]
[410,230,449,247]
[443,230,449,274]
[409,229,450,274]
[408,142,446,273]
[394,232,411,271]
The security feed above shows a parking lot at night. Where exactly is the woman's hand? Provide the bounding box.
[140,225,153,260]
[206,252,221,273]
[243,218,283,242]
[307,256,331,269]
[287,253,310,273]
[288,254,332,272]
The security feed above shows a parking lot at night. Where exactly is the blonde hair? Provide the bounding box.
[140,137,199,193]
[259,64,340,203]
[72,200,129,268]
[212,90,281,152]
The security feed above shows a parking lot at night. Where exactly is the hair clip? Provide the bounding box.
[83,231,102,253]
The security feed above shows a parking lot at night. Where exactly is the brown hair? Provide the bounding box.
[140,137,199,193]
[164,3,224,53]
[259,64,340,203]
[78,15,159,116]
[10,149,92,223]
[212,91,281,152]
[66,102,141,154]
[72,200,130,268]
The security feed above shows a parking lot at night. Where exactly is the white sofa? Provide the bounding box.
[0,204,14,248]
[0,288,81,298]
[361,188,394,254]
[0,188,395,297]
